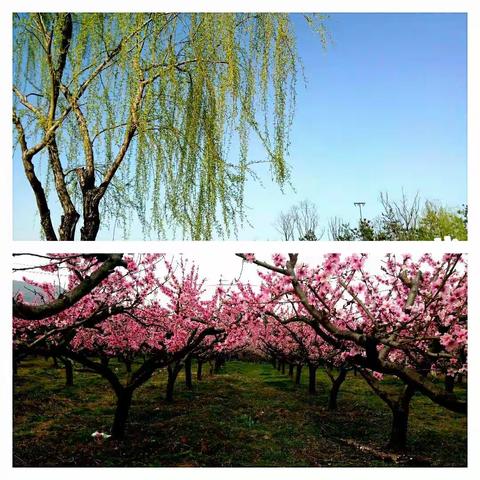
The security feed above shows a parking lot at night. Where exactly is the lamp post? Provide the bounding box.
[354,202,365,222]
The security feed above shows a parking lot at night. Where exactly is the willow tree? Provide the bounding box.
[12,13,327,240]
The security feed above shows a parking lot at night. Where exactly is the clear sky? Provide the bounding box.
[12,13,467,240]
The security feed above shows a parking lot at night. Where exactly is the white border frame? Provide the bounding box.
[2,1,479,479]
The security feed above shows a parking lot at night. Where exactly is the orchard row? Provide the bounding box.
[13,253,467,450]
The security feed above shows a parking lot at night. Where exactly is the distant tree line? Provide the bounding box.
[274,193,467,241]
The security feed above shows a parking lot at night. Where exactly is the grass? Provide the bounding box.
[13,357,467,467]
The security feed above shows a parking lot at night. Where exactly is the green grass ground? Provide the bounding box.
[13,357,466,467]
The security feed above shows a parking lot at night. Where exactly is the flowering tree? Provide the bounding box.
[282,323,348,406]
[13,254,224,438]
[150,259,230,402]
[13,253,132,382]
[13,252,467,449]
[237,252,467,449]
[237,281,351,406]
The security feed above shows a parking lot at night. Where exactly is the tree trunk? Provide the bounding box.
[58,209,80,240]
[185,357,193,389]
[388,406,409,451]
[125,360,132,373]
[101,356,109,368]
[49,140,80,240]
[445,375,455,393]
[328,368,347,410]
[64,358,74,386]
[295,364,302,385]
[281,361,286,375]
[53,356,59,368]
[387,386,415,451]
[308,364,317,394]
[214,356,224,374]
[80,190,101,240]
[197,360,203,381]
[272,357,277,369]
[288,363,294,377]
[20,151,58,240]
[123,359,133,384]
[111,389,133,439]
[166,364,182,402]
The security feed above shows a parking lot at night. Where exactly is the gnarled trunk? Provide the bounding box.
[56,201,79,240]
[58,211,80,240]
[48,141,80,240]
[80,190,101,240]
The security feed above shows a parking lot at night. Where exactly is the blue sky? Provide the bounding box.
[13,13,467,240]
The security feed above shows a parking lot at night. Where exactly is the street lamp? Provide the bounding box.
[354,202,366,221]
